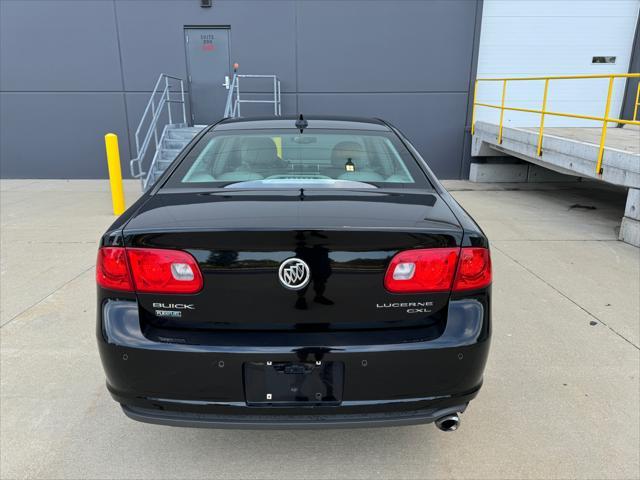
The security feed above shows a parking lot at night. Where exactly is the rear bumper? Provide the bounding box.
[122,403,468,429]
[98,298,490,428]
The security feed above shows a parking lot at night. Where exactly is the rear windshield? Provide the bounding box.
[164,129,428,189]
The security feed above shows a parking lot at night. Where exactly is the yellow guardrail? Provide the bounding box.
[471,73,640,175]
[634,82,640,122]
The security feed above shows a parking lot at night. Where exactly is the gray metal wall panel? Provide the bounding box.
[296,0,476,92]
[460,0,483,178]
[0,0,480,179]
[0,93,130,178]
[299,93,468,179]
[115,0,297,92]
[621,12,639,120]
[0,1,123,91]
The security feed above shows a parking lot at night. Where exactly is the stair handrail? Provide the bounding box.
[223,73,239,118]
[142,124,171,192]
[223,69,281,118]
[130,74,187,182]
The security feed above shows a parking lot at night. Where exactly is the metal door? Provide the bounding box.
[185,28,231,125]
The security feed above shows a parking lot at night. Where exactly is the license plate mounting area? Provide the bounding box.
[244,361,344,406]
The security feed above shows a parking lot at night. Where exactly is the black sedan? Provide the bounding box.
[96,115,491,430]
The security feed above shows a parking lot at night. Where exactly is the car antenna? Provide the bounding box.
[295,114,308,133]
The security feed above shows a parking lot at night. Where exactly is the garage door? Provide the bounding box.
[474,0,640,127]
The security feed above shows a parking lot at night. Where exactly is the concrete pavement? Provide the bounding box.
[1,179,638,479]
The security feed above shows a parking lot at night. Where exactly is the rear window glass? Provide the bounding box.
[165,129,428,189]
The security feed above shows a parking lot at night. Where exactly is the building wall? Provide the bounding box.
[475,0,640,128]
[0,0,481,180]
[621,12,640,120]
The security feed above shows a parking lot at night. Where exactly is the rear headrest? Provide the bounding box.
[330,141,365,168]
[240,137,278,166]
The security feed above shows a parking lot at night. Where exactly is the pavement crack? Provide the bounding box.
[0,265,94,330]
[493,244,639,351]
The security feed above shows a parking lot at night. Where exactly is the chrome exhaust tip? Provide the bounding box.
[435,414,460,432]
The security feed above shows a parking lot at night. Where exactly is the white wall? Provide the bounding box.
[475,0,640,127]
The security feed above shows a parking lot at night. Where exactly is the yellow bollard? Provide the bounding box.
[104,133,126,216]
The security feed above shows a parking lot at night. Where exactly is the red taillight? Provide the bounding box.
[126,248,203,294]
[384,247,491,294]
[384,248,459,293]
[96,247,203,294]
[96,247,133,291]
[452,247,492,292]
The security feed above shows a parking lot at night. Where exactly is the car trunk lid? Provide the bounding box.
[124,188,463,331]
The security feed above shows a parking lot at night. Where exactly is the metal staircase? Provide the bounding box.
[143,124,205,188]
[129,74,205,191]
[131,69,282,191]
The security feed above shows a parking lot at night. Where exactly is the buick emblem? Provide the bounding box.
[278,258,311,290]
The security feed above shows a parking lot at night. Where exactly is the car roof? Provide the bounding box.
[212,115,392,132]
